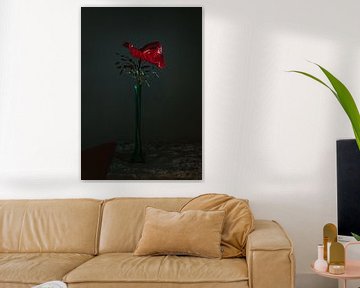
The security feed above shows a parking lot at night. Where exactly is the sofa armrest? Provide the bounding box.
[246,220,295,288]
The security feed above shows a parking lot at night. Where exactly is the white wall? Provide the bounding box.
[1,0,359,287]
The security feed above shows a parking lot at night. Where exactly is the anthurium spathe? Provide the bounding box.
[115,41,165,87]
[123,41,165,68]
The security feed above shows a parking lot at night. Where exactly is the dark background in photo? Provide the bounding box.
[81,7,202,180]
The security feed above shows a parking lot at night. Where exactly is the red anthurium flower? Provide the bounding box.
[123,41,165,68]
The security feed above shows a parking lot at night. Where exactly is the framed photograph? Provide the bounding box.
[81,7,202,180]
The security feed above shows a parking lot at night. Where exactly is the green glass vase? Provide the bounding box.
[131,83,145,163]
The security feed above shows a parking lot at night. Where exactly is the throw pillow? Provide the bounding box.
[134,207,225,258]
[181,193,254,258]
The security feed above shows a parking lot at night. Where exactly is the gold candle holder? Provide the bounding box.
[328,242,345,274]
[323,223,337,262]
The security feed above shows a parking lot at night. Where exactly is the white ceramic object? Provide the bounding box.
[32,281,67,288]
[314,244,328,272]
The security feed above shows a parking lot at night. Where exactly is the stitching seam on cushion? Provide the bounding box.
[248,248,253,288]
[250,248,291,251]
[0,280,38,285]
[218,209,226,258]
[271,220,295,288]
[179,193,228,211]
[62,256,95,282]
[64,279,249,284]
[18,200,29,252]
[94,201,105,255]
[273,220,295,288]
[271,220,293,249]
[156,254,167,280]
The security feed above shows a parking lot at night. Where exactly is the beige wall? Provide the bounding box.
[1,0,360,287]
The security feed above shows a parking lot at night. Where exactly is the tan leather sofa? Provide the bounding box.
[0,198,295,288]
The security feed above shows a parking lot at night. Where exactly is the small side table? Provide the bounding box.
[311,242,360,288]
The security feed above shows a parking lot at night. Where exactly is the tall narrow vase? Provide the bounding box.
[314,244,328,272]
[131,83,145,163]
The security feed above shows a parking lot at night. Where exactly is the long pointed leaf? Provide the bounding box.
[289,64,360,150]
[353,127,360,150]
[288,70,337,99]
[316,64,360,150]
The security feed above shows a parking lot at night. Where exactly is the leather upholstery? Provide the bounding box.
[0,284,33,288]
[0,199,102,254]
[99,198,190,253]
[134,207,225,258]
[246,220,295,288]
[68,283,249,288]
[0,198,295,288]
[63,253,248,284]
[0,253,93,285]
[181,194,254,257]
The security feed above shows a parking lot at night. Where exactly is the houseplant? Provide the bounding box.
[289,63,360,151]
[352,233,360,241]
[290,63,360,240]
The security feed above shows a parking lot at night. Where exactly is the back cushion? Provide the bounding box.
[0,199,102,254]
[99,198,190,253]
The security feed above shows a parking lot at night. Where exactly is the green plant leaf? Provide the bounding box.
[288,70,337,99]
[351,232,360,241]
[316,64,360,150]
[353,128,360,150]
[289,64,360,150]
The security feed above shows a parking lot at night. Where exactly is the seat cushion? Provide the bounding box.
[0,199,103,254]
[0,253,93,285]
[0,284,33,288]
[63,253,248,285]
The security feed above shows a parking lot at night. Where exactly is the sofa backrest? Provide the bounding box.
[99,197,190,253]
[0,199,102,255]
